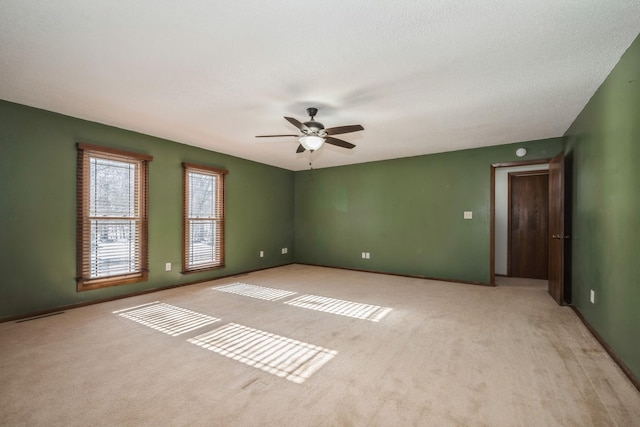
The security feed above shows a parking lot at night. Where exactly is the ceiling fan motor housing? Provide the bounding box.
[303,108,326,135]
[302,120,325,135]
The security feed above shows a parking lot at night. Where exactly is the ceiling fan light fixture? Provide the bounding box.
[299,135,325,151]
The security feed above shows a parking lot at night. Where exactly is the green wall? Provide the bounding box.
[294,138,562,284]
[0,100,294,320]
[564,34,640,379]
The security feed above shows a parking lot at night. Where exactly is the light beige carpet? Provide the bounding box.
[1,265,639,426]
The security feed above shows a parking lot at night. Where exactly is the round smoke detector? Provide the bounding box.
[515,148,527,157]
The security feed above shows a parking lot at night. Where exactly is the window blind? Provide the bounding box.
[77,143,152,290]
[182,162,227,272]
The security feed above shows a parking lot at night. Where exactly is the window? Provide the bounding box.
[76,143,152,291]
[182,163,227,273]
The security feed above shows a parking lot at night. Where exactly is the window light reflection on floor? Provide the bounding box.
[188,323,337,384]
[114,302,220,336]
[285,295,392,322]
[213,282,297,301]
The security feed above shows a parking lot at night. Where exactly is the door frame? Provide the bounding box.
[490,159,550,285]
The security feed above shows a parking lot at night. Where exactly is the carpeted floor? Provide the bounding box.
[1,265,639,426]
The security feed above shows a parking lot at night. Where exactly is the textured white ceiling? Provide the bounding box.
[1,1,639,170]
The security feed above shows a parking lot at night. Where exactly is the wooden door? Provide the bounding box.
[508,172,549,279]
[548,152,565,305]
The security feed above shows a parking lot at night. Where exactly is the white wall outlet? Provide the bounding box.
[281,248,288,254]
[165,262,171,272]
[260,251,264,258]
[464,211,473,220]
[366,252,371,259]
[362,252,366,259]
[590,289,595,304]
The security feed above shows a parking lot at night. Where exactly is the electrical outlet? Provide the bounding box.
[590,290,595,304]
[362,252,366,259]
[282,248,288,254]
[165,262,171,272]
[366,252,371,259]
[260,251,264,258]
[464,211,473,220]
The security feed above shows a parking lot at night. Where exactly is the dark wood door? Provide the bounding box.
[548,152,565,305]
[509,172,549,279]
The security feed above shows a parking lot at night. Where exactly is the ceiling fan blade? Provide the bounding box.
[296,144,306,153]
[284,116,309,132]
[325,136,355,149]
[324,124,364,135]
[255,134,299,138]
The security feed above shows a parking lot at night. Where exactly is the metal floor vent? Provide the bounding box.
[16,312,65,323]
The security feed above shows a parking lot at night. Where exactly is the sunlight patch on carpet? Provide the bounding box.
[284,295,392,322]
[115,302,220,336]
[213,282,296,301]
[188,323,336,383]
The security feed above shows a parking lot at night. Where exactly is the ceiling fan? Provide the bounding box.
[256,107,364,153]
